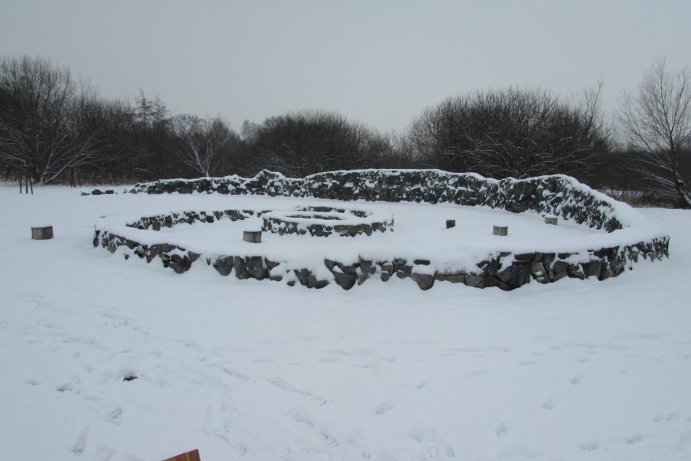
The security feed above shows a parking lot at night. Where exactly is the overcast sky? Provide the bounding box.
[1,0,690,133]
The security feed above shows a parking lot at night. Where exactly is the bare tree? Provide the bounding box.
[620,59,691,208]
[172,115,234,177]
[246,110,391,177]
[0,56,75,185]
[63,91,113,186]
[405,87,610,180]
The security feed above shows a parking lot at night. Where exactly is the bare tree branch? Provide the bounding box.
[619,59,691,208]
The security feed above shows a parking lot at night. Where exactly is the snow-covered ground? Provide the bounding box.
[1,184,690,461]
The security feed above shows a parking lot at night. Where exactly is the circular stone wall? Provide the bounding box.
[93,169,670,291]
[261,206,393,237]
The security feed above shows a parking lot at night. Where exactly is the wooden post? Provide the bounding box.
[243,230,262,243]
[493,225,508,236]
[31,226,54,240]
[162,449,201,461]
[445,219,456,229]
[545,216,558,225]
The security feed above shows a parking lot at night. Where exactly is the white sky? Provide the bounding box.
[1,0,690,134]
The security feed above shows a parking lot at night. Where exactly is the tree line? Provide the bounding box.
[1,55,689,207]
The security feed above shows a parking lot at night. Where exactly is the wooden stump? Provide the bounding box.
[446,219,456,229]
[493,225,508,236]
[31,226,53,240]
[162,449,201,461]
[545,216,558,225]
[243,230,262,243]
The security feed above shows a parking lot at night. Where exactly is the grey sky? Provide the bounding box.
[1,0,689,134]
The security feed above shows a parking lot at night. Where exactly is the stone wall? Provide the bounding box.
[261,206,393,237]
[92,169,672,290]
[94,220,669,290]
[130,169,624,231]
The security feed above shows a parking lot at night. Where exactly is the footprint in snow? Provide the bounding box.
[570,376,582,385]
[99,405,123,425]
[71,426,90,455]
[495,423,509,437]
[57,382,74,393]
[268,377,328,405]
[374,401,394,416]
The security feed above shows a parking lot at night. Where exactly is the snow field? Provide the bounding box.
[1,185,691,461]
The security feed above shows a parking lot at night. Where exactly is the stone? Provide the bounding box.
[530,261,549,283]
[510,264,532,287]
[465,274,485,288]
[513,253,533,262]
[550,260,568,281]
[566,264,585,280]
[333,271,357,290]
[168,254,191,273]
[134,246,146,258]
[446,219,455,228]
[497,265,513,283]
[435,274,465,284]
[582,260,601,278]
[245,256,268,280]
[212,256,234,276]
[233,256,249,279]
[412,273,435,290]
[340,263,357,274]
[486,276,510,291]
[294,269,329,289]
[359,259,377,274]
